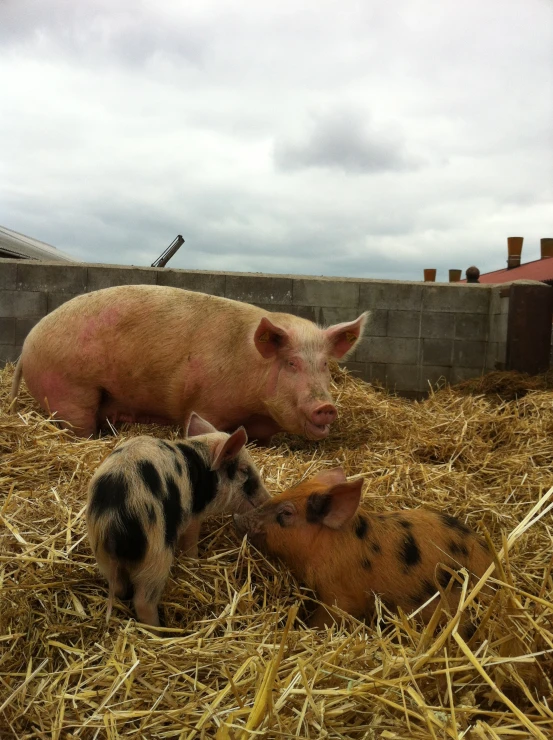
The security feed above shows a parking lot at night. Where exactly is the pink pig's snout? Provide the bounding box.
[311,403,337,426]
[304,402,337,439]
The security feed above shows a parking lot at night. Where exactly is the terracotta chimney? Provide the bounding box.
[449,269,462,283]
[540,238,553,259]
[423,269,436,282]
[507,236,523,269]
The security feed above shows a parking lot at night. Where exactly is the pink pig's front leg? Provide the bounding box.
[178,519,202,558]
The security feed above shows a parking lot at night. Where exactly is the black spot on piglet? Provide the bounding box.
[355,516,369,539]
[90,472,128,517]
[243,467,260,499]
[163,476,183,547]
[226,459,239,481]
[175,443,218,514]
[137,460,163,500]
[104,510,147,563]
[400,533,421,567]
[448,540,469,558]
[306,493,332,523]
[440,513,471,535]
[411,578,437,605]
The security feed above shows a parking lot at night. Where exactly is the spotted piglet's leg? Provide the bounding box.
[177,518,202,559]
[131,549,174,628]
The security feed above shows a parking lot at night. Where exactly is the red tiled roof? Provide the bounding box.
[461,257,553,284]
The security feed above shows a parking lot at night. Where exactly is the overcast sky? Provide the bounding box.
[1,0,552,280]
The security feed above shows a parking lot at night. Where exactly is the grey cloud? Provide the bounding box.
[274,110,419,175]
[0,0,208,67]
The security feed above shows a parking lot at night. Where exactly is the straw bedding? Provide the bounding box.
[1,362,552,739]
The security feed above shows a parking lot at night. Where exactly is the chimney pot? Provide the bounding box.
[423,268,436,282]
[449,269,462,283]
[540,238,553,259]
[507,236,524,257]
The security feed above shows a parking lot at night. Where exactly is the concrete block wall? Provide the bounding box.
[0,258,509,397]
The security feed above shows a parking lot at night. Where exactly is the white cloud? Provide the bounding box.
[0,0,552,281]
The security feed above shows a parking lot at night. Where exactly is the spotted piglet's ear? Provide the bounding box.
[324,312,368,359]
[186,412,218,437]
[211,427,248,470]
[254,317,290,359]
[306,479,364,530]
[311,467,348,487]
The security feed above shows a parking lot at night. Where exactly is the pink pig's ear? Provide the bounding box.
[186,412,218,437]
[254,316,290,359]
[211,427,248,469]
[307,479,364,529]
[311,467,348,487]
[325,312,368,359]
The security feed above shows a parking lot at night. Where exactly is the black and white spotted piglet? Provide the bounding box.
[86,413,269,626]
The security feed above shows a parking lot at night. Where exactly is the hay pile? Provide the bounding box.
[1,363,552,739]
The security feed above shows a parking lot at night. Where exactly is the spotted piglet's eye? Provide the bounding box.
[276,502,296,527]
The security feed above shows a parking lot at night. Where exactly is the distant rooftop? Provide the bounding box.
[0,225,78,262]
[470,256,553,284]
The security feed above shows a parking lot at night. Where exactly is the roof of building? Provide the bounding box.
[461,257,553,284]
[0,225,78,262]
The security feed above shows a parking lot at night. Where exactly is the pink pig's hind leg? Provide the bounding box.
[48,386,102,438]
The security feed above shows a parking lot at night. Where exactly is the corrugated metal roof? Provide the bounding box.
[462,257,553,284]
[0,225,78,262]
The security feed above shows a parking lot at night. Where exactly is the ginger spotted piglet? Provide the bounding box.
[234,468,492,628]
[86,413,269,627]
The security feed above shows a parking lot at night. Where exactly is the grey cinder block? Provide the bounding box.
[450,367,482,385]
[387,310,420,338]
[453,340,487,369]
[16,317,41,345]
[226,275,293,305]
[484,341,499,371]
[385,363,421,392]
[293,278,359,308]
[359,282,423,311]
[369,363,388,385]
[422,338,453,366]
[357,336,419,364]
[0,290,47,318]
[0,318,15,344]
[455,314,489,341]
[422,285,489,314]
[253,304,317,322]
[421,312,455,339]
[157,269,226,296]
[17,263,87,294]
[490,313,508,343]
[0,260,17,290]
[87,265,157,292]
[47,293,80,313]
[318,306,366,327]
[0,345,22,365]
[422,365,452,388]
[360,309,387,338]
[342,360,369,381]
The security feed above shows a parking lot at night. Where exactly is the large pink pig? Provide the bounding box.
[11,285,367,442]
